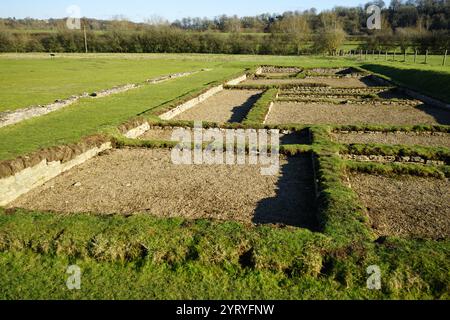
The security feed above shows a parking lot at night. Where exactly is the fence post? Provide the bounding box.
[443,50,448,66]
[378,50,381,60]
[393,50,396,61]
[404,50,406,62]
[414,50,417,63]
[385,51,388,61]
[425,50,428,64]
[365,50,368,60]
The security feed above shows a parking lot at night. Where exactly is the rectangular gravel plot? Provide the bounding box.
[265,102,450,126]
[9,149,318,229]
[347,172,450,239]
[332,131,450,148]
[173,89,261,123]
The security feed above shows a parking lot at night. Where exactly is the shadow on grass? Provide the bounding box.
[280,129,311,145]
[361,64,450,104]
[414,104,450,125]
[252,154,318,230]
[228,91,262,123]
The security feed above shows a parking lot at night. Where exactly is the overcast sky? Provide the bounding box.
[1,0,368,22]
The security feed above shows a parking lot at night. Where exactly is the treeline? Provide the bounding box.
[0,0,449,55]
[0,30,306,55]
[1,26,449,55]
[1,0,449,35]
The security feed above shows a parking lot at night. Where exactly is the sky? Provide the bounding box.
[0,0,367,22]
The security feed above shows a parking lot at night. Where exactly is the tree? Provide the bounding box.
[313,26,347,54]
[0,29,14,52]
[270,13,311,55]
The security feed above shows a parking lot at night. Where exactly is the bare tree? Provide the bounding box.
[271,14,311,55]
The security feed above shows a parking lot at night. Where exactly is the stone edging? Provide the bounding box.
[0,142,112,206]
[159,73,248,121]
[0,122,147,206]
[341,154,445,166]
[263,102,274,125]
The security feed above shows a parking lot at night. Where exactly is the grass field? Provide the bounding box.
[0,55,218,112]
[0,53,449,300]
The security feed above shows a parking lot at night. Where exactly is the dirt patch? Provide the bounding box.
[332,131,450,148]
[138,127,177,141]
[243,77,374,88]
[138,127,310,145]
[347,172,450,239]
[173,89,261,123]
[9,148,317,229]
[265,102,450,126]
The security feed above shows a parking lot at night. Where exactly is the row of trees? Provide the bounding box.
[0,1,449,55]
[1,25,448,55]
[1,0,449,35]
[0,28,348,55]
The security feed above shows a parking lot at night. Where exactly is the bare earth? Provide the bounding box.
[266,102,450,126]
[139,127,178,141]
[332,132,450,148]
[347,173,450,239]
[9,149,317,228]
[173,89,261,123]
[138,127,310,145]
[243,77,374,88]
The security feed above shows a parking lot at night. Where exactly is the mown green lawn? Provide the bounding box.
[0,55,214,112]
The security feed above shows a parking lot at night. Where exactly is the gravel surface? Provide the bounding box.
[9,148,317,228]
[347,172,450,239]
[265,102,450,126]
[173,89,261,123]
[332,131,450,148]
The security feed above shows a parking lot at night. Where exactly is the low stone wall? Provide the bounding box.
[158,74,248,121]
[260,66,302,74]
[226,74,247,85]
[159,85,224,120]
[263,102,275,125]
[0,142,112,206]
[0,119,150,206]
[146,71,198,84]
[0,94,87,129]
[124,122,151,139]
[341,154,445,166]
